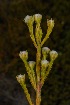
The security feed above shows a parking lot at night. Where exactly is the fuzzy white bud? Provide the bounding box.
[50,50,58,60]
[19,51,28,60]
[24,15,34,25]
[47,18,54,28]
[41,60,49,68]
[34,14,42,23]
[28,61,35,69]
[16,74,25,83]
[42,47,50,54]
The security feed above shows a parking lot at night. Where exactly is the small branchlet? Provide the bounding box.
[16,14,58,105]
[41,18,54,47]
[41,60,49,85]
[16,74,34,105]
[19,51,36,90]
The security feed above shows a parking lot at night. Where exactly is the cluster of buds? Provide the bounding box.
[18,51,36,90]
[24,14,42,25]
[16,14,58,105]
[41,47,58,85]
[42,47,58,61]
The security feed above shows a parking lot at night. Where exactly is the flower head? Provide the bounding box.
[47,18,54,28]
[41,60,49,68]
[34,14,42,23]
[19,51,28,60]
[50,50,58,60]
[42,47,50,54]
[16,74,25,83]
[24,15,34,26]
[28,61,35,69]
[42,47,50,60]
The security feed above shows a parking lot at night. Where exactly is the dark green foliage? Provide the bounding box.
[0,0,70,105]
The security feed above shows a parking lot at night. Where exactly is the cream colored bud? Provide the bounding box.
[42,47,50,54]
[16,74,25,83]
[24,15,34,25]
[41,60,49,68]
[34,14,42,23]
[47,18,54,28]
[19,51,28,60]
[50,50,58,60]
[28,61,35,69]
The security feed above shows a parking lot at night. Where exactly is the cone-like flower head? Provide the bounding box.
[28,61,35,69]
[24,15,34,26]
[42,47,50,55]
[34,14,42,23]
[19,51,28,60]
[47,18,54,28]
[50,50,58,60]
[16,74,25,83]
[41,60,49,68]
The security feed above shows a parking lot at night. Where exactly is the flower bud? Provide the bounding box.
[16,74,25,83]
[19,51,28,60]
[42,47,50,55]
[24,15,34,26]
[50,50,58,60]
[28,61,35,69]
[34,14,42,23]
[41,60,49,68]
[47,18,54,28]
[42,47,50,60]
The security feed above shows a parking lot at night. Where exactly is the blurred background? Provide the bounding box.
[0,0,70,105]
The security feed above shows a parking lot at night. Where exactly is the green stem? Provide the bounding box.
[30,35,37,48]
[46,60,53,78]
[36,46,41,105]
[23,60,36,90]
[29,25,37,48]
[35,23,41,46]
[41,60,53,86]
[21,83,34,105]
[41,28,53,47]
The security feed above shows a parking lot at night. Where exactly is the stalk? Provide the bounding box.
[36,46,41,105]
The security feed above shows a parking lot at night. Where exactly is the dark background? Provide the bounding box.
[0,0,70,105]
